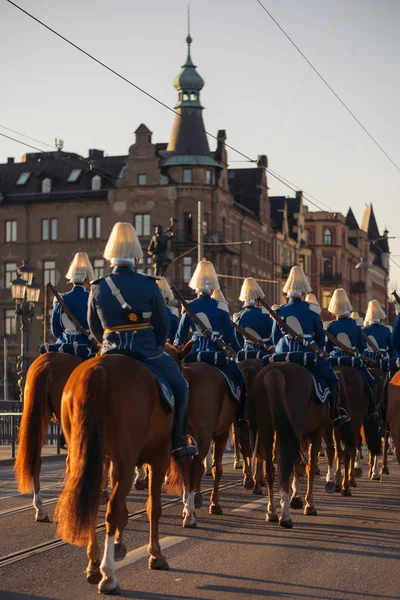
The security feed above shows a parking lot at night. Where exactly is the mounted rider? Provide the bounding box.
[174,259,248,428]
[272,266,350,426]
[325,288,377,412]
[156,277,179,343]
[351,311,364,327]
[234,278,272,351]
[40,253,95,358]
[88,222,197,462]
[392,302,400,356]
[363,300,393,360]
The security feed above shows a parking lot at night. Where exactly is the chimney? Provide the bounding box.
[88,149,104,159]
[7,157,14,164]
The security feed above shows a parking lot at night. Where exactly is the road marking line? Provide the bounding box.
[232,498,266,513]
[116,536,188,571]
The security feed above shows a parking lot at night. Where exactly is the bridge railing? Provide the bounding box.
[0,408,61,459]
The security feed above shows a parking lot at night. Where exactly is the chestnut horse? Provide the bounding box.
[167,345,253,528]
[55,354,174,595]
[15,352,82,521]
[251,362,332,527]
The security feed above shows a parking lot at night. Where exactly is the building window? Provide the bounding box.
[5,262,17,288]
[137,256,153,275]
[5,309,16,336]
[93,258,105,279]
[5,220,17,242]
[134,214,151,237]
[183,169,192,184]
[16,172,30,186]
[322,290,332,309]
[91,175,101,191]
[43,261,56,286]
[42,178,51,193]
[323,256,333,275]
[183,256,192,283]
[184,213,193,239]
[67,169,82,183]
[324,228,333,246]
[206,170,212,185]
[42,218,58,241]
[79,217,101,240]
[138,174,147,186]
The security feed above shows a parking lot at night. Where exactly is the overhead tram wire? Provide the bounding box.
[254,0,400,174]
[4,3,338,215]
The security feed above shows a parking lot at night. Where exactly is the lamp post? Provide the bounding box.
[10,262,41,402]
[355,256,370,314]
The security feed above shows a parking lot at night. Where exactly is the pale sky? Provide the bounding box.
[1,0,399,286]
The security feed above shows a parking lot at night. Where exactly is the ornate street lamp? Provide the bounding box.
[10,264,41,402]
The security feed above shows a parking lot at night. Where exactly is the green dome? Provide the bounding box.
[173,35,204,92]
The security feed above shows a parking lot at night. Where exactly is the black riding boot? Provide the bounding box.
[236,386,249,429]
[328,379,351,426]
[171,390,198,462]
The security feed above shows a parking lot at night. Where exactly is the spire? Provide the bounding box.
[164,27,219,167]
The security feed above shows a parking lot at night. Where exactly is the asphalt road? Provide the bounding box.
[1,451,400,600]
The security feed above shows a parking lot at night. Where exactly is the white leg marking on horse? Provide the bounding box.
[183,487,196,527]
[204,446,213,475]
[99,534,119,594]
[33,491,48,522]
[326,466,335,483]
[372,455,381,479]
[280,491,291,522]
[292,474,299,498]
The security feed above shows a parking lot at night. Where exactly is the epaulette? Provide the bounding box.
[218,301,230,313]
[90,277,103,285]
[308,302,322,315]
[323,320,332,330]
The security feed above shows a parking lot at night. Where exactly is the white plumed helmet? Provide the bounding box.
[328,288,353,316]
[189,259,219,293]
[305,293,320,306]
[66,252,95,284]
[239,277,265,303]
[104,222,143,266]
[157,277,174,302]
[351,311,364,327]
[282,266,312,297]
[364,300,386,326]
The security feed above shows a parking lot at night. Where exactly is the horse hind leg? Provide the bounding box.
[304,436,320,515]
[203,443,213,476]
[370,454,381,481]
[86,527,102,585]
[209,433,229,515]
[32,464,50,522]
[100,456,110,505]
[148,455,170,570]
[290,454,304,510]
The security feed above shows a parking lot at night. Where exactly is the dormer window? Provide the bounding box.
[42,178,51,193]
[138,174,147,186]
[183,169,192,184]
[91,175,101,191]
[16,172,30,186]
[67,168,82,182]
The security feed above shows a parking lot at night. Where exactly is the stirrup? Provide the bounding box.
[333,409,351,426]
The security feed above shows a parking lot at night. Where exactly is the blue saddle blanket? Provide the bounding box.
[376,358,400,374]
[184,351,230,367]
[184,354,242,402]
[237,349,270,361]
[39,342,96,360]
[102,349,174,412]
[263,352,330,404]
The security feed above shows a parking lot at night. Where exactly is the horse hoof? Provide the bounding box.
[382,466,390,475]
[325,482,336,494]
[349,479,357,488]
[252,486,263,496]
[290,496,303,510]
[100,490,109,506]
[86,565,102,585]
[209,505,223,515]
[243,478,253,490]
[149,555,169,570]
[260,478,267,487]
[114,542,127,562]
[354,467,363,479]
[35,513,50,523]
[194,492,202,509]
[279,518,293,529]
[204,471,212,477]
[370,474,380,481]
[304,506,318,516]
[341,488,352,497]
[234,461,243,470]
[98,576,120,594]
[266,512,279,523]
[183,519,197,528]
[134,479,146,491]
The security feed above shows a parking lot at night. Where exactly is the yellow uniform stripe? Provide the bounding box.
[104,323,153,334]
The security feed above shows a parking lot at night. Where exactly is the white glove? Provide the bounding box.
[395,303,400,316]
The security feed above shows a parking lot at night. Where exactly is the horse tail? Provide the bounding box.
[363,415,382,457]
[15,360,52,493]
[167,456,190,495]
[55,365,106,546]
[264,368,299,485]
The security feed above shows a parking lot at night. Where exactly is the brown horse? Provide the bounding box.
[15,352,82,521]
[387,371,400,463]
[251,362,330,527]
[167,345,253,527]
[55,354,174,595]
[366,368,386,480]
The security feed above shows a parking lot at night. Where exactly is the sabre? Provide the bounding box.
[257,297,329,361]
[324,330,377,367]
[47,282,100,351]
[171,285,237,359]
[392,290,400,305]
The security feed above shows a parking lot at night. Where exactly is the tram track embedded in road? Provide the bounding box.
[0,478,242,569]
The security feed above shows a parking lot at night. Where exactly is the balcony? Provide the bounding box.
[320,272,342,284]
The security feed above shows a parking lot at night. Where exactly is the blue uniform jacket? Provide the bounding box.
[363,323,393,358]
[272,298,325,353]
[392,315,400,356]
[325,317,365,356]
[175,294,239,353]
[88,266,169,359]
[167,307,179,344]
[235,305,272,350]
[52,285,91,347]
